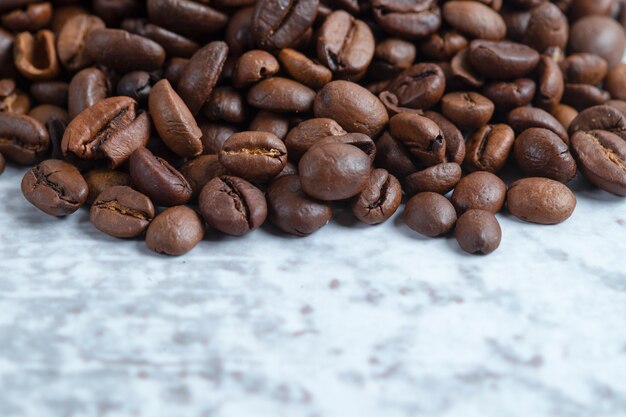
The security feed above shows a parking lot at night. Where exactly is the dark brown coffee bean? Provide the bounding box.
[267,174,332,236]
[451,171,506,214]
[219,131,287,182]
[535,55,564,110]
[28,105,68,126]
[568,105,626,139]
[85,29,165,73]
[569,16,626,67]
[562,84,610,110]
[179,154,226,200]
[147,0,228,39]
[14,30,59,80]
[455,209,501,255]
[468,40,539,79]
[317,10,374,80]
[21,159,87,216]
[0,28,15,78]
[606,64,626,101]
[285,118,346,162]
[225,6,254,57]
[369,38,417,80]
[1,2,52,32]
[404,192,457,237]
[405,162,462,196]
[0,86,29,114]
[163,57,188,87]
[569,0,613,20]
[371,0,441,39]
[30,81,68,107]
[0,152,5,174]
[571,130,626,195]
[129,147,192,206]
[552,104,578,130]
[116,71,156,104]
[523,3,568,52]
[278,48,333,90]
[199,175,267,235]
[464,124,515,173]
[441,92,494,131]
[83,169,133,205]
[199,122,237,155]
[249,111,290,141]
[450,47,484,88]
[442,1,506,40]
[419,31,467,62]
[122,19,199,59]
[0,112,49,164]
[351,168,401,225]
[482,79,536,111]
[562,53,607,85]
[375,131,419,178]
[299,142,371,201]
[507,106,570,144]
[93,0,142,25]
[63,97,150,167]
[202,87,247,124]
[386,63,446,110]
[507,177,576,224]
[377,90,425,117]
[314,81,389,137]
[232,50,279,89]
[56,14,105,71]
[252,0,319,51]
[68,67,110,119]
[423,111,465,165]
[248,78,315,114]
[514,128,577,183]
[389,113,445,167]
[90,185,155,238]
[313,132,376,163]
[146,206,205,256]
[177,41,228,116]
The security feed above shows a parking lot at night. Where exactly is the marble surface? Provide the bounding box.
[1,163,626,417]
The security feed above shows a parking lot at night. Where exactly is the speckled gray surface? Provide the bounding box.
[1,164,626,417]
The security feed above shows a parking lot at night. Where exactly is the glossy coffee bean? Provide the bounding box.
[507,106,569,144]
[85,29,165,73]
[552,104,578,130]
[562,53,607,85]
[94,0,142,25]
[507,177,576,224]
[249,111,290,141]
[199,122,238,155]
[1,2,52,32]
[405,192,457,237]
[224,6,254,57]
[374,131,419,178]
[278,48,333,90]
[206,88,246,123]
[451,171,506,214]
[423,111,465,165]
[252,0,318,51]
[163,57,188,87]
[370,38,417,80]
[147,0,228,39]
[450,47,484,88]
[0,28,15,78]
[468,40,539,79]
[83,169,133,205]
[568,105,626,139]
[219,131,287,182]
[389,113,445,167]
[233,50,279,88]
[28,105,69,126]
[482,79,536,111]
[464,124,515,173]
[455,210,501,255]
[285,118,346,162]
[129,147,192,207]
[535,55,564,110]
[313,133,376,163]
[30,81,68,107]
[14,30,59,80]
[199,175,267,236]
[514,128,577,183]
[523,2,568,52]
[441,92,494,131]
[248,77,315,114]
[443,1,506,40]
[122,19,199,59]
[605,64,626,100]
[146,206,205,256]
[56,14,105,71]
[569,16,626,67]
[386,63,446,110]
[372,0,441,39]
[562,83,610,110]
[21,159,87,217]
[0,112,49,165]
[267,174,332,236]
[351,168,402,225]
[68,67,110,119]
[116,71,156,104]
[0,152,4,174]
[90,185,155,238]
[405,162,462,196]
[179,154,226,200]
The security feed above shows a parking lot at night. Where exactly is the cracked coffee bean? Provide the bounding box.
[90,185,155,238]
[219,131,287,182]
[351,168,402,225]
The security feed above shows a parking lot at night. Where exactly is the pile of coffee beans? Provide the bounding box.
[1,0,626,256]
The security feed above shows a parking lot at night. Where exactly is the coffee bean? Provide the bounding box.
[351,168,402,225]
[562,53,607,85]
[0,28,15,78]
[199,122,237,155]
[208,89,248,122]
[278,48,333,90]
[568,105,626,139]
[233,50,279,88]
[179,154,226,200]
[252,0,319,51]
[405,162,462,196]
[464,124,515,173]
[390,113,446,167]
[249,111,290,141]
[299,142,371,201]
[371,0,441,39]
[419,31,467,62]
[507,106,570,144]
[83,169,133,205]
[146,206,205,256]
[605,63,626,100]
[482,79,536,112]
[569,16,626,67]
[386,63,446,110]
[116,71,156,105]
[551,104,578,130]
[451,171,506,214]
[85,28,165,73]
[0,152,5,174]
[248,77,315,114]
[374,131,419,178]
[423,111,466,165]
[1,2,52,32]
[370,38,417,80]
[199,175,267,236]
[535,55,564,110]
[219,131,287,182]
[507,177,576,224]
[30,81,68,107]
[14,30,59,80]
[523,2,568,52]
[129,147,192,207]
[514,128,577,183]
[455,209,501,255]
[314,80,389,137]
[94,0,142,25]
[90,185,155,238]
[163,57,188,87]
[571,130,626,196]
[0,79,29,114]
[569,0,613,20]
[562,83,610,110]
[68,67,110,119]
[62,96,150,167]
[225,6,254,57]
[0,112,49,164]
[605,100,626,117]
[443,1,506,40]
[122,19,199,59]
[404,192,456,237]
[468,40,539,79]
[147,0,228,39]
[285,118,347,162]
[29,104,68,126]
[56,14,105,71]
[21,159,87,216]
[441,92,494,131]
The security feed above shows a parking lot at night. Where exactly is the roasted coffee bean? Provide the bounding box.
[514,128,577,183]
[562,53,607,85]
[313,133,376,163]
[386,63,446,110]
[219,131,287,182]
[450,47,483,88]
[523,2,568,52]
[419,31,467,62]
[0,85,29,114]
[122,19,199,59]
[199,175,267,235]
[225,6,254,57]
[562,84,610,110]
[147,0,228,39]
[14,30,59,80]
[116,71,157,104]
[451,171,506,214]
[569,16,626,67]
[68,67,110,119]
[233,50,279,88]
[85,28,165,73]
[482,79,536,111]
[30,81,68,107]
[378,90,425,117]
[90,185,155,238]
[464,124,515,173]
[278,48,332,90]
[604,64,626,102]
[405,162,462,196]
[468,40,539,79]
[199,122,237,155]
[249,111,290,140]
[371,0,441,39]
[56,14,105,71]
[285,118,346,162]
[314,81,389,137]
[389,113,445,167]
[374,131,419,178]
[0,28,15,78]
[63,96,150,167]
[83,169,133,205]
[29,105,68,126]
[1,2,52,32]
[149,79,202,158]
[507,106,570,144]
[441,92,494,131]
[0,112,49,164]
[146,206,205,256]
[248,77,315,114]
[177,41,228,116]
[203,87,247,124]
[605,100,626,117]
[21,159,87,216]
[571,130,626,195]
[351,168,401,225]
[405,192,457,237]
[369,38,417,80]
[129,147,192,206]
[423,111,465,165]
[299,142,371,201]
[180,154,226,200]
[267,174,332,236]
[568,105,626,139]
[252,0,319,51]
[442,1,506,40]
[0,152,5,174]
[94,0,142,25]
[507,177,576,223]
[552,104,578,130]
[455,209,501,255]
[163,57,188,87]
[535,55,564,110]
[569,0,613,20]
